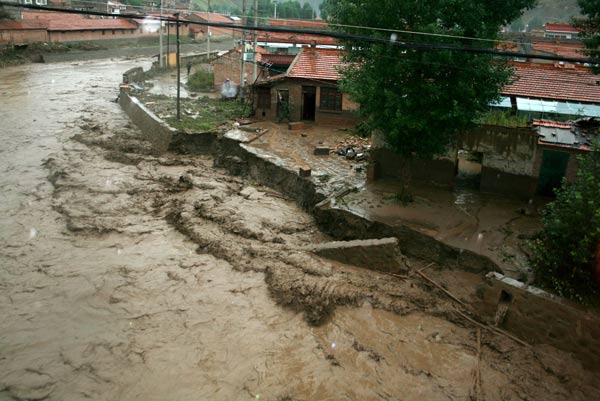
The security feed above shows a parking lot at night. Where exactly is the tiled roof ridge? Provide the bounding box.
[533,119,572,128]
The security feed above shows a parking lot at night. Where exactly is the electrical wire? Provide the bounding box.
[1,2,599,65]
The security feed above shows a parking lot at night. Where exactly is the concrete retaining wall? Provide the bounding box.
[118,92,176,155]
[214,134,325,209]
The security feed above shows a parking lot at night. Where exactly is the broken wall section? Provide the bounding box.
[471,272,600,371]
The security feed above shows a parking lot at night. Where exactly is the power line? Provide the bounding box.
[1,2,599,65]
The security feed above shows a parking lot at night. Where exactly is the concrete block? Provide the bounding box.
[288,122,305,130]
[309,237,407,274]
[314,146,330,156]
[299,167,312,177]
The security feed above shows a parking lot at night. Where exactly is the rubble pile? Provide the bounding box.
[336,136,371,161]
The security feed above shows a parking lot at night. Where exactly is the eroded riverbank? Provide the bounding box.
[1,59,599,401]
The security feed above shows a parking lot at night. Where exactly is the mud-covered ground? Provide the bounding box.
[1,60,600,401]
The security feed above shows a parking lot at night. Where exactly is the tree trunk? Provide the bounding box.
[595,241,600,290]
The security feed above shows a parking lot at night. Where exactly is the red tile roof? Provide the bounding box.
[269,19,329,29]
[287,48,344,81]
[545,23,580,33]
[502,63,600,104]
[261,53,295,66]
[189,12,235,37]
[533,119,572,128]
[22,11,138,31]
[532,42,586,59]
[253,30,337,46]
[192,12,234,24]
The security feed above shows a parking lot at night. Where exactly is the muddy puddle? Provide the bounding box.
[1,59,599,401]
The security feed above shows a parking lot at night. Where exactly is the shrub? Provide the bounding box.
[530,141,600,304]
[187,70,214,92]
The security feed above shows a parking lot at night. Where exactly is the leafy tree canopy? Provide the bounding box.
[530,142,600,304]
[323,0,535,158]
[575,0,600,63]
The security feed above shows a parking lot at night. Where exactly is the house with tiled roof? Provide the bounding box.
[0,20,48,45]
[188,12,236,40]
[17,10,146,43]
[544,23,580,39]
[253,47,358,125]
[495,62,600,119]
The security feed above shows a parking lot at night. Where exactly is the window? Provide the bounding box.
[320,87,343,111]
[257,88,271,110]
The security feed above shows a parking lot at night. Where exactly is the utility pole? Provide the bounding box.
[167,22,170,67]
[240,0,246,102]
[252,0,258,82]
[273,1,277,19]
[159,0,163,67]
[176,12,181,120]
[207,0,211,61]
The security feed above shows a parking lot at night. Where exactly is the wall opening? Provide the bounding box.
[537,149,569,197]
[494,290,513,327]
[456,150,483,189]
[302,86,316,121]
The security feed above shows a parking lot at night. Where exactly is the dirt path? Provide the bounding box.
[1,59,599,401]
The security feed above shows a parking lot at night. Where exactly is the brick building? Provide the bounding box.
[253,47,359,125]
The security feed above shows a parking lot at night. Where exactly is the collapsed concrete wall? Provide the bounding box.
[471,272,600,371]
[313,201,500,274]
[307,238,408,274]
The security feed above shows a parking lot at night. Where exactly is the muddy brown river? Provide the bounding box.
[1,58,599,401]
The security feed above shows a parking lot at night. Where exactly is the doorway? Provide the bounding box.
[537,150,569,197]
[276,90,289,122]
[302,86,316,120]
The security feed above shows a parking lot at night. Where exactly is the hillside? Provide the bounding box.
[191,0,323,16]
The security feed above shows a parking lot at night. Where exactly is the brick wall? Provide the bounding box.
[213,50,259,90]
[0,29,48,45]
[47,29,153,43]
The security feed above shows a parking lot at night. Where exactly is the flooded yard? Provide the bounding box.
[1,59,599,401]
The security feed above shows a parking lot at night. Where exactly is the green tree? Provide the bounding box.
[530,143,600,304]
[319,2,328,20]
[278,0,302,19]
[301,2,314,19]
[324,0,535,161]
[575,0,600,63]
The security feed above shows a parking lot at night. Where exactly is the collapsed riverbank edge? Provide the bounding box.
[118,74,600,371]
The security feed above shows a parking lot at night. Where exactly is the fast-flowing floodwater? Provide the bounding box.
[1,58,599,401]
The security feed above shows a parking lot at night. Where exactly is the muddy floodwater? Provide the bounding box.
[1,59,600,401]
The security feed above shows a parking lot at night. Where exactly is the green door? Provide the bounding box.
[537,150,569,196]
